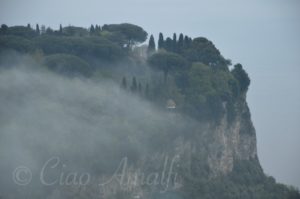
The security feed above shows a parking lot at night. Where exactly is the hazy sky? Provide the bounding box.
[1,0,300,188]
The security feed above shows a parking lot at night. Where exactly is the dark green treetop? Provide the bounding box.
[147,34,156,54]
[148,51,187,82]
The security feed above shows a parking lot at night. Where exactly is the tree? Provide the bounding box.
[148,51,187,82]
[172,33,177,52]
[59,24,63,34]
[95,25,101,33]
[184,35,191,48]
[43,54,92,76]
[0,24,8,34]
[90,24,95,34]
[46,27,54,35]
[36,24,40,35]
[27,23,31,29]
[178,33,184,52]
[3,25,36,37]
[231,63,250,92]
[158,32,164,49]
[102,23,147,48]
[147,34,156,54]
[131,77,138,92]
[62,26,89,36]
[121,77,127,89]
[183,37,228,66]
[0,35,35,52]
[164,37,173,52]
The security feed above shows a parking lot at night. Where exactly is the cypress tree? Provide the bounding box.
[184,35,190,48]
[158,33,164,49]
[178,33,184,52]
[59,24,63,34]
[36,24,40,35]
[147,34,156,54]
[121,77,127,89]
[131,77,137,92]
[172,33,177,52]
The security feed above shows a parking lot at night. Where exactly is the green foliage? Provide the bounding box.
[182,37,228,66]
[43,53,92,76]
[0,25,37,38]
[0,24,8,34]
[59,24,63,34]
[147,34,156,54]
[36,24,40,35]
[172,33,177,52]
[177,33,184,53]
[148,51,188,81]
[102,23,147,47]
[231,63,250,92]
[182,62,236,120]
[0,35,35,53]
[164,37,173,52]
[158,32,164,49]
[62,26,89,36]
[35,35,124,61]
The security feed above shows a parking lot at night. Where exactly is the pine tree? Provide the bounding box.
[36,24,40,35]
[158,33,164,49]
[121,77,127,89]
[131,77,137,92]
[147,34,156,54]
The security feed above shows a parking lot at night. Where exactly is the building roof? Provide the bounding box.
[166,99,176,109]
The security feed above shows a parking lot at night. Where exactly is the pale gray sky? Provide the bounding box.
[1,0,300,188]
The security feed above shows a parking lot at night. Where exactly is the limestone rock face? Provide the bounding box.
[205,94,258,176]
[170,93,259,178]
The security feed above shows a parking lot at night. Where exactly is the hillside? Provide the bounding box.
[0,23,299,199]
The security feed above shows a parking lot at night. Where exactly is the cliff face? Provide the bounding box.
[206,93,258,176]
[96,93,261,198]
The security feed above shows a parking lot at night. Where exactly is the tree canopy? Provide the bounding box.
[43,54,92,76]
[148,51,187,81]
[102,23,147,47]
